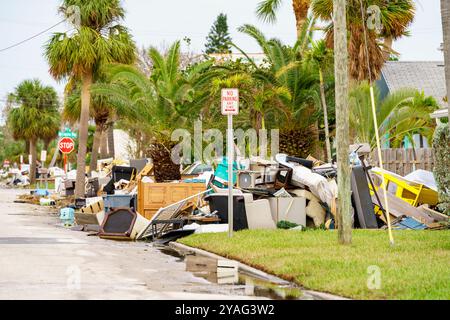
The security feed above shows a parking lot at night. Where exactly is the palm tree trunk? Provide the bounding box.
[29,138,37,185]
[292,0,310,39]
[319,69,332,163]
[441,0,450,122]
[334,0,352,245]
[383,36,393,61]
[100,131,108,159]
[107,124,115,158]
[89,125,102,175]
[74,71,92,198]
[48,142,59,169]
[149,140,181,182]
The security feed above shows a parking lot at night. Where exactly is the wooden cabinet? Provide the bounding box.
[137,182,206,220]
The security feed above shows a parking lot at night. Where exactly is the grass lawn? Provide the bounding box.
[178,229,450,300]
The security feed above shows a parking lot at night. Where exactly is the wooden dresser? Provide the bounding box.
[137,181,206,220]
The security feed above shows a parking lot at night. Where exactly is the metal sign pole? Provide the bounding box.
[228,113,234,238]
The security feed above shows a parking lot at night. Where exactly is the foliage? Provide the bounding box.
[349,82,438,148]
[93,41,217,180]
[256,0,311,36]
[179,229,450,299]
[205,13,232,54]
[236,24,320,128]
[45,0,135,80]
[6,79,60,144]
[311,0,415,81]
[0,127,25,164]
[433,124,450,215]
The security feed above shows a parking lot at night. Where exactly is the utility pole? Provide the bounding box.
[334,0,352,244]
[441,0,450,123]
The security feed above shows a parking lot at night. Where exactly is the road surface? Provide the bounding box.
[0,188,262,300]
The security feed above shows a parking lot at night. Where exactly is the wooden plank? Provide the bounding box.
[372,192,435,225]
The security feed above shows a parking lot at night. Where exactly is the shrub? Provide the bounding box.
[433,124,450,215]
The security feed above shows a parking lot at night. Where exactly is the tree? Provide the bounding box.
[94,42,216,181]
[311,0,415,81]
[205,13,232,54]
[432,124,450,215]
[305,39,334,162]
[63,79,113,174]
[45,0,135,197]
[256,0,311,38]
[349,83,439,148]
[237,24,321,157]
[6,79,60,184]
[333,0,351,245]
[441,0,450,122]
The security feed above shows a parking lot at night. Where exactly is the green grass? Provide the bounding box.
[178,229,450,300]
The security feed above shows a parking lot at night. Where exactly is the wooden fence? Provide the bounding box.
[369,148,434,176]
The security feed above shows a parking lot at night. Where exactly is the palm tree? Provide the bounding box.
[45,0,135,197]
[305,39,334,162]
[63,80,112,174]
[311,0,415,81]
[94,42,216,181]
[6,79,60,184]
[236,24,321,157]
[349,82,439,148]
[442,0,450,122]
[256,0,311,38]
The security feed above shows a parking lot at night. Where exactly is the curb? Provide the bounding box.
[169,241,348,300]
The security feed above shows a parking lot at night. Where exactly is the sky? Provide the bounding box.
[0,0,444,110]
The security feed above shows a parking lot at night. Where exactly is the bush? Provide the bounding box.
[433,124,450,215]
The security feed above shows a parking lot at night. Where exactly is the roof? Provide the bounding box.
[381,61,448,107]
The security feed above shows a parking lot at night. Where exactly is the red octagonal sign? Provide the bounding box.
[58,137,75,154]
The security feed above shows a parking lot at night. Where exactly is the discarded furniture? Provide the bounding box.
[137,189,211,240]
[64,179,75,196]
[60,207,75,226]
[204,194,249,231]
[268,196,306,226]
[104,166,137,195]
[236,170,260,188]
[273,167,293,190]
[285,156,314,169]
[351,166,378,229]
[130,159,148,174]
[391,216,427,230]
[85,177,99,197]
[371,191,435,226]
[137,181,205,220]
[290,189,326,227]
[213,157,241,188]
[103,194,136,212]
[370,167,438,206]
[99,207,149,240]
[244,198,277,230]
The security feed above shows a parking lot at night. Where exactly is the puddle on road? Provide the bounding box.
[156,245,315,300]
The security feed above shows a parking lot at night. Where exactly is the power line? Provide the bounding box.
[0,19,66,53]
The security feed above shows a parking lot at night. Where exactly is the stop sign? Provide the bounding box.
[58,137,75,154]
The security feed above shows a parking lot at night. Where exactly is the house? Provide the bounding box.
[377,61,449,148]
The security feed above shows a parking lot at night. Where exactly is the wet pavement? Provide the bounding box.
[0,188,317,300]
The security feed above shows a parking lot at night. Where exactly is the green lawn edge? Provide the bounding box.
[178,229,450,300]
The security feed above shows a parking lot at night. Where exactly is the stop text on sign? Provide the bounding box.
[58,137,75,154]
[221,88,239,115]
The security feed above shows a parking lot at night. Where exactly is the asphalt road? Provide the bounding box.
[0,188,262,300]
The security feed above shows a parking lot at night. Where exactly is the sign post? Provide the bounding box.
[58,128,77,173]
[58,137,75,173]
[221,88,239,238]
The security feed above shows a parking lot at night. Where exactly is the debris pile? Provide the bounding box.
[12,147,449,243]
